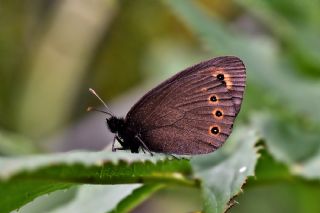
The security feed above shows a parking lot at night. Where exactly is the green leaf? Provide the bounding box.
[0,151,192,213]
[16,187,77,213]
[253,143,292,183]
[191,128,260,213]
[17,183,162,213]
[251,112,320,180]
[48,185,141,213]
[234,146,320,213]
[109,184,165,213]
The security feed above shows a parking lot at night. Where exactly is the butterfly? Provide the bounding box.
[89,56,246,155]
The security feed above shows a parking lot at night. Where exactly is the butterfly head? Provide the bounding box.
[106,116,125,133]
[88,88,124,133]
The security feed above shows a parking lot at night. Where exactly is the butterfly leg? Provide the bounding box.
[111,136,116,152]
[135,135,153,156]
[113,147,126,152]
[140,147,146,154]
[112,135,125,152]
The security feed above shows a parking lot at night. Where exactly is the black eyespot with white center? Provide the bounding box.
[211,126,219,134]
[217,74,224,80]
[215,110,222,117]
[210,95,217,102]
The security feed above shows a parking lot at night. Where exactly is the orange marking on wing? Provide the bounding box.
[223,73,233,90]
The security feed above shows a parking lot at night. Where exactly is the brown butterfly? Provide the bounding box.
[89,56,246,155]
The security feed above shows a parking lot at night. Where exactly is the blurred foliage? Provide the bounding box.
[0,151,190,213]
[0,128,257,213]
[0,0,320,212]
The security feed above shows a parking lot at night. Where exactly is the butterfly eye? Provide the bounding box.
[217,74,224,80]
[210,126,219,135]
[210,95,217,102]
[215,110,223,117]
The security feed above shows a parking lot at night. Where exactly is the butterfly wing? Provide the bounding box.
[211,56,246,114]
[125,56,246,154]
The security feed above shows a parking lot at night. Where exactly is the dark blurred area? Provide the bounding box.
[1,0,320,212]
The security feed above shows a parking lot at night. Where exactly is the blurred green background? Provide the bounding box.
[1,0,320,212]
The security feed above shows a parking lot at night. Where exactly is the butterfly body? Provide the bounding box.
[106,116,140,153]
[103,56,246,155]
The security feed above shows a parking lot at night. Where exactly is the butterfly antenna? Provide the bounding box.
[88,88,114,116]
[87,106,113,117]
